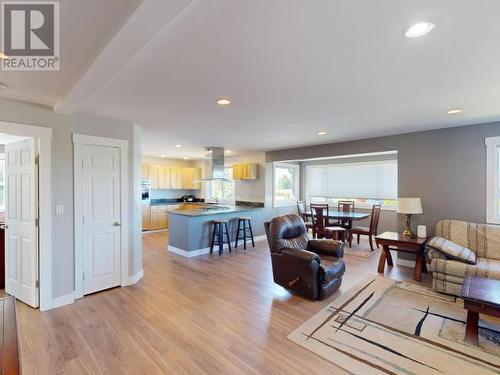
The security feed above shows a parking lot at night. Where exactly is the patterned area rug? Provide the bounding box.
[288,277,500,375]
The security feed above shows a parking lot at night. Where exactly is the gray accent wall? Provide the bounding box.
[0,98,142,301]
[266,121,500,236]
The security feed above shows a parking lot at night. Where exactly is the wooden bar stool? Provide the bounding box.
[235,217,255,250]
[210,219,232,255]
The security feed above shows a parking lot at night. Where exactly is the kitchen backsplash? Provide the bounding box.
[150,189,200,200]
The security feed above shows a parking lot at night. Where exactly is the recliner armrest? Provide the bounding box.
[281,247,321,264]
[307,240,345,258]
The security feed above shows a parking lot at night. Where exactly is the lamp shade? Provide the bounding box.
[397,198,423,214]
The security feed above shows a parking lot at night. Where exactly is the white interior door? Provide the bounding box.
[82,144,121,295]
[5,138,39,308]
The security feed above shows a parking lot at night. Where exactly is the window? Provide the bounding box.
[209,167,235,204]
[486,136,500,224]
[273,163,300,207]
[305,159,398,210]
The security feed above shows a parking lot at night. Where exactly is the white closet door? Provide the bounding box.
[82,144,121,295]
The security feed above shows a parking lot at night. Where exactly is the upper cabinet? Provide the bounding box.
[144,163,201,189]
[233,163,258,180]
[141,164,149,179]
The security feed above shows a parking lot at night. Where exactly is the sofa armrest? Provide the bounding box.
[307,240,345,258]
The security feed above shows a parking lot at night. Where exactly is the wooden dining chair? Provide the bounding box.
[336,200,355,226]
[297,201,313,231]
[350,205,381,251]
[310,204,346,241]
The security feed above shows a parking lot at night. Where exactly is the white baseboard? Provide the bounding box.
[168,235,267,258]
[127,269,144,285]
[50,292,75,310]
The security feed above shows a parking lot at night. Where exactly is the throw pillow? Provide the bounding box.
[427,236,477,264]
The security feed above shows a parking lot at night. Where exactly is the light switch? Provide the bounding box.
[56,204,64,216]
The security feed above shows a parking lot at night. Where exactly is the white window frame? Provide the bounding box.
[486,136,500,224]
[204,167,235,205]
[273,162,300,207]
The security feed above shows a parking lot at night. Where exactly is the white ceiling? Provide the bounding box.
[0,0,142,106]
[19,1,500,158]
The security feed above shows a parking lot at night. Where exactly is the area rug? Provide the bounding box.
[288,276,500,375]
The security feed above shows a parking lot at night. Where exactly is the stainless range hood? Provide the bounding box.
[195,147,230,182]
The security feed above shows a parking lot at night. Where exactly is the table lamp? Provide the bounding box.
[397,198,423,237]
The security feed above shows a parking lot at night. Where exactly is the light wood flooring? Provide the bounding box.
[16,232,431,374]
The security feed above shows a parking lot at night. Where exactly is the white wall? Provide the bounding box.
[0,98,142,302]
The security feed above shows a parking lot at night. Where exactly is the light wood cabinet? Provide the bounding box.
[169,167,183,189]
[143,163,201,189]
[141,164,149,179]
[233,163,258,180]
[150,205,168,230]
[142,205,151,231]
[149,165,160,188]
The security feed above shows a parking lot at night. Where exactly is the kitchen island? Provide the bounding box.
[168,203,284,257]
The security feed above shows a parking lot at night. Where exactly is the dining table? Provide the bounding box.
[302,209,370,240]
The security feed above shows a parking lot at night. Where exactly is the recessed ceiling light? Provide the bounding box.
[183,157,189,160]
[160,154,166,158]
[174,144,182,148]
[447,109,463,114]
[317,131,327,135]
[225,150,231,154]
[216,98,231,106]
[405,22,436,38]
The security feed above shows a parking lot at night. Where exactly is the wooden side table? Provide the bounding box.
[375,232,429,282]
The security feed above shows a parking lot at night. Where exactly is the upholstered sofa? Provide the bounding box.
[427,219,500,296]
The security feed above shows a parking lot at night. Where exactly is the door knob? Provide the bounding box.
[0,224,7,230]
[113,222,121,227]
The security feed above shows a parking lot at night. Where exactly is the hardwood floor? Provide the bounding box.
[16,232,431,374]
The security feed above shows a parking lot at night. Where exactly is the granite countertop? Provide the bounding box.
[168,203,263,217]
[148,198,203,206]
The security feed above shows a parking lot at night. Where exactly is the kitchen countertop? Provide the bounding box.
[168,203,263,217]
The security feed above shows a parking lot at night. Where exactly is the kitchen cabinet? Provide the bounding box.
[183,167,202,189]
[142,205,151,231]
[150,205,168,230]
[233,163,258,180]
[141,164,149,179]
[142,163,201,189]
[169,167,183,189]
[149,165,160,188]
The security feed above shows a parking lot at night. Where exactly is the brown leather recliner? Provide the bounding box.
[264,214,345,300]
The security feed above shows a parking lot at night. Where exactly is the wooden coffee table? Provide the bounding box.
[461,276,500,346]
[374,232,429,282]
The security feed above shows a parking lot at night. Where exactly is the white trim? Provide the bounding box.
[126,269,144,285]
[486,136,500,224]
[168,235,267,258]
[51,292,75,310]
[273,162,300,208]
[73,134,130,299]
[0,121,52,311]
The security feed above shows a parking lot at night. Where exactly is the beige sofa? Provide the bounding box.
[427,219,500,296]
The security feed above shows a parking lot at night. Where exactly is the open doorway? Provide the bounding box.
[0,121,52,311]
[0,134,39,308]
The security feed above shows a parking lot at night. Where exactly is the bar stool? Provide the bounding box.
[235,217,255,249]
[210,219,232,255]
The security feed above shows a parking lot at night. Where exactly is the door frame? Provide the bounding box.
[73,134,129,299]
[0,121,52,311]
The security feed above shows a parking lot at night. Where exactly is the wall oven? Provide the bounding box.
[141,178,151,204]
